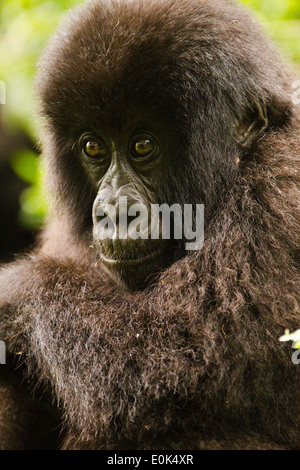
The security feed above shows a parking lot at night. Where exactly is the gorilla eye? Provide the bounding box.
[81,135,108,160]
[135,140,154,156]
[131,137,157,160]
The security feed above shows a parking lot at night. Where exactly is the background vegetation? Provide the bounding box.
[0,0,299,233]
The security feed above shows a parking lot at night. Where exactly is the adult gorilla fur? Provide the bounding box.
[0,0,299,450]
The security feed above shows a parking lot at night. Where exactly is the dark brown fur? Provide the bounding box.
[0,0,299,449]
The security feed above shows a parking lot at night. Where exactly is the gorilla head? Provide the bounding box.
[36,0,291,289]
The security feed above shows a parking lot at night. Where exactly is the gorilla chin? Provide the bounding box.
[96,238,174,289]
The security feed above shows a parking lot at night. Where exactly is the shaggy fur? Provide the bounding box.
[0,0,299,449]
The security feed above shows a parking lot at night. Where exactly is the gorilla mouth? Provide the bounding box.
[100,247,166,267]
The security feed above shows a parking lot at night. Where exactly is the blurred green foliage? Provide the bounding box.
[10,148,46,229]
[0,0,299,230]
[0,0,83,229]
[243,0,300,63]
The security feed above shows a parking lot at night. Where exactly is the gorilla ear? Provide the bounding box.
[234,100,268,148]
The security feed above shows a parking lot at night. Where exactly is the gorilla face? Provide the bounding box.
[77,106,267,289]
[37,0,270,290]
[77,113,181,289]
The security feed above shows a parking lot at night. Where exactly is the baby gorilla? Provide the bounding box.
[0,0,299,450]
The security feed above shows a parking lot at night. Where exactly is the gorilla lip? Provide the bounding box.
[100,246,165,266]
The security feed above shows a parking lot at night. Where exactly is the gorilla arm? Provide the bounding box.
[0,231,124,450]
[0,258,62,449]
[0,203,298,450]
